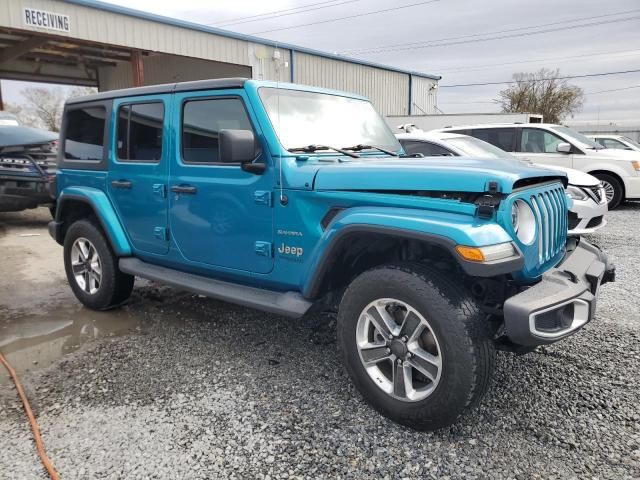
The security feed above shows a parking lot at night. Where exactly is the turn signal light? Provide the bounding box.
[455,246,485,262]
[632,161,640,172]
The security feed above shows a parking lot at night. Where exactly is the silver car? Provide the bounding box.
[396,127,607,235]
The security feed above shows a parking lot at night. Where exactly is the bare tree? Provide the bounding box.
[496,69,584,124]
[11,85,97,132]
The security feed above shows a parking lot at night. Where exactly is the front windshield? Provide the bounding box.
[446,136,516,160]
[258,87,400,152]
[551,126,603,149]
[622,136,640,148]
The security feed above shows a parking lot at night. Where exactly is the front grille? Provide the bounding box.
[587,215,603,228]
[528,185,568,263]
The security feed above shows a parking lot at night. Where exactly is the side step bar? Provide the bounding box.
[119,258,312,318]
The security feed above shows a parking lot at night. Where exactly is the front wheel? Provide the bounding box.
[337,264,495,431]
[63,219,134,310]
[593,173,623,209]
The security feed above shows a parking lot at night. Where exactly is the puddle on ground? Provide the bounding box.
[0,303,140,384]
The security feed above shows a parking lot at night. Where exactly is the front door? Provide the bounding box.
[169,90,274,274]
[107,96,170,255]
[514,127,574,168]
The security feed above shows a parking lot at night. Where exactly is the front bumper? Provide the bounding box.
[503,239,614,347]
[568,195,608,235]
[624,176,640,199]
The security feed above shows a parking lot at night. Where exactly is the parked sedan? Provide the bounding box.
[587,134,640,153]
[396,127,607,235]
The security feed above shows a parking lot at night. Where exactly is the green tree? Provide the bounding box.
[496,69,584,123]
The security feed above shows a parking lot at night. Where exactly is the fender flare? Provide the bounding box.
[52,187,132,256]
[301,207,523,299]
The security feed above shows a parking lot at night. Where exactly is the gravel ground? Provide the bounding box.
[1,204,639,479]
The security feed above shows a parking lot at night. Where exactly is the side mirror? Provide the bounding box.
[556,142,572,154]
[219,129,265,174]
[219,129,257,163]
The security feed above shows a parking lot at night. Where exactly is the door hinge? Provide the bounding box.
[254,190,273,207]
[254,241,273,257]
[153,226,169,241]
[152,183,167,198]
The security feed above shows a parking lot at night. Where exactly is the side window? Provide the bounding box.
[520,128,564,154]
[470,128,515,151]
[400,140,455,157]
[182,97,253,164]
[64,106,106,161]
[116,102,164,162]
[601,138,627,149]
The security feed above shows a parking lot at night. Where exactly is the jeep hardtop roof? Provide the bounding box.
[66,77,249,105]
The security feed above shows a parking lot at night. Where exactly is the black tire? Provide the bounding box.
[49,205,57,219]
[593,173,623,209]
[63,219,134,310]
[337,263,495,431]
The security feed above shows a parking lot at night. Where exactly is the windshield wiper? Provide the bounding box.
[343,144,399,156]
[288,144,360,158]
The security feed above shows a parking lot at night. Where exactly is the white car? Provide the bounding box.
[438,123,640,209]
[587,134,640,153]
[396,127,608,235]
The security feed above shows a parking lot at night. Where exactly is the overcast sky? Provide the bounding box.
[4,0,639,124]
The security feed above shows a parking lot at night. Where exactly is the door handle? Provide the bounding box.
[171,185,197,194]
[111,180,132,189]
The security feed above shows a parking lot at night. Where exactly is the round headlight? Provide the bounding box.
[511,199,536,245]
[511,203,519,233]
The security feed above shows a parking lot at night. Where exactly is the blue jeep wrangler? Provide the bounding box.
[49,78,614,430]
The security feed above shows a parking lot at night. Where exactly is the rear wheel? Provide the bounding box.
[337,263,494,431]
[593,173,623,209]
[64,220,134,310]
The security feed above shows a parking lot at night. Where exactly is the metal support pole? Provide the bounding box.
[131,50,144,87]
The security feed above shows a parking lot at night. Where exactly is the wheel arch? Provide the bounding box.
[587,169,626,198]
[302,209,522,300]
[52,187,131,256]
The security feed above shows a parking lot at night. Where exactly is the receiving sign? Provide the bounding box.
[23,8,70,33]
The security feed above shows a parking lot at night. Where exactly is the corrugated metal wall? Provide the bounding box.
[293,52,410,116]
[248,43,291,82]
[3,0,249,66]
[2,0,438,114]
[99,55,252,91]
[410,76,438,115]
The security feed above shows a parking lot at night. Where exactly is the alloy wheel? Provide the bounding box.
[356,298,442,402]
[70,237,102,295]
[601,180,615,204]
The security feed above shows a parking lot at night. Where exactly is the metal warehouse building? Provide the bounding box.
[0,0,440,116]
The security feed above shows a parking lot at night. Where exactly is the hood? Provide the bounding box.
[533,164,599,187]
[589,148,640,161]
[0,125,58,149]
[312,156,566,194]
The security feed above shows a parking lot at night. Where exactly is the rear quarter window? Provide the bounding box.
[64,106,106,161]
[470,128,515,152]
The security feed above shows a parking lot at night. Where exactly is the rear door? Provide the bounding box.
[107,96,170,255]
